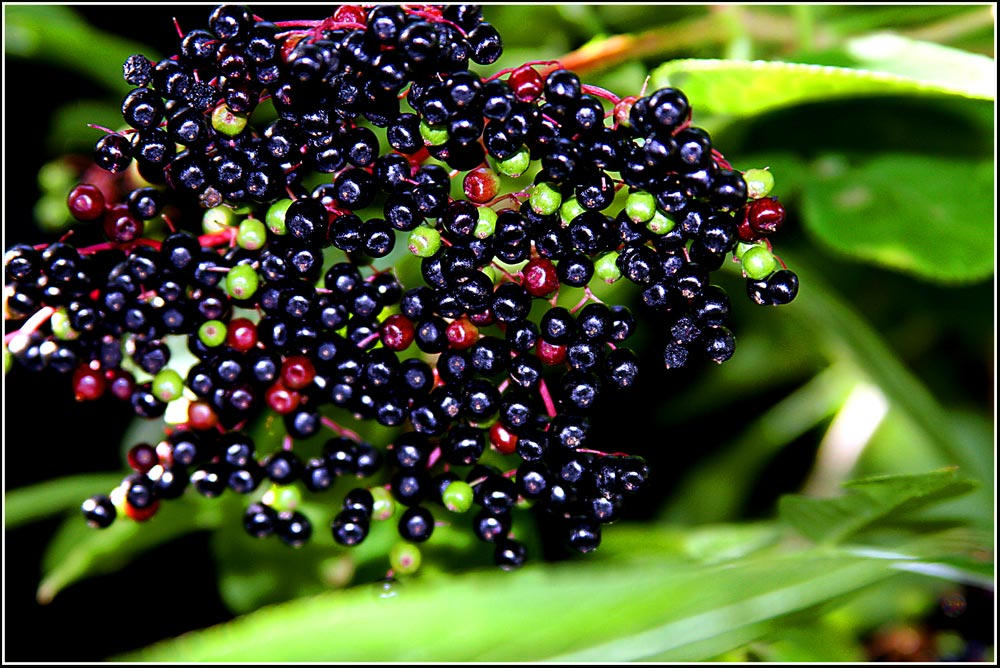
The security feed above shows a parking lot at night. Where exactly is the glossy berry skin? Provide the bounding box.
[276,510,313,548]
[190,462,228,498]
[767,269,799,305]
[539,307,576,345]
[391,469,431,507]
[748,269,799,306]
[148,461,186,499]
[343,487,375,515]
[95,133,133,172]
[331,510,370,546]
[81,495,116,528]
[244,503,278,539]
[473,509,510,543]
[521,257,559,297]
[265,451,304,485]
[747,197,786,236]
[122,87,164,130]
[566,517,602,553]
[67,184,106,221]
[398,506,435,542]
[494,538,527,570]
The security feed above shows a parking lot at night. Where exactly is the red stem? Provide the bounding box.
[4,306,56,345]
[537,378,558,419]
[322,416,363,443]
[581,83,621,105]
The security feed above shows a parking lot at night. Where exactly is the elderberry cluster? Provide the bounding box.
[5,4,798,576]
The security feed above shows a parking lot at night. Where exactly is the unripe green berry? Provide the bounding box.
[560,197,586,225]
[50,308,78,340]
[474,206,498,239]
[389,541,422,575]
[237,218,268,250]
[594,251,622,283]
[265,199,292,236]
[225,264,260,300]
[152,368,185,403]
[625,190,657,223]
[371,486,395,521]
[419,120,448,147]
[211,104,248,137]
[263,484,301,513]
[407,225,442,258]
[3,345,12,375]
[734,241,759,260]
[646,210,676,235]
[492,146,531,178]
[202,207,235,234]
[744,168,775,200]
[198,320,227,348]
[530,182,562,216]
[741,245,778,280]
[442,480,474,513]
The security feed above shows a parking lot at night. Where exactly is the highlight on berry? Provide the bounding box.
[3,3,799,578]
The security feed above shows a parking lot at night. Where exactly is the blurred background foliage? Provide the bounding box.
[3,3,995,662]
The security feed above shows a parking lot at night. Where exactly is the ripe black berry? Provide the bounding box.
[398,506,435,542]
[81,495,117,529]
[12,3,802,581]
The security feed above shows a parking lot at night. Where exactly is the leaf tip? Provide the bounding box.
[36,581,58,606]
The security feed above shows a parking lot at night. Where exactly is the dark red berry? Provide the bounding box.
[281,355,316,390]
[102,204,144,244]
[380,314,415,351]
[463,167,499,204]
[536,340,567,366]
[747,197,786,236]
[508,64,543,102]
[187,400,219,430]
[67,184,106,221]
[445,316,479,350]
[521,257,559,297]
[73,365,107,401]
[226,317,258,352]
[127,443,159,474]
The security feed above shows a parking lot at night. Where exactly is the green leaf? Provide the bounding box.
[801,154,994,283]
[651,45,994,117]
[589,523,781,566]
[47,100,124,154]
[859,406,995,532]
[4,472,123,529]
[750,624,866,662]
[841,33,996,95]
[661,365,856,524]
[38,496,223,604]
[123,544,910,663]
[5,5,157,94]
[779,469,979,545]
[887,553,995,590]
[784,260,993,487]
